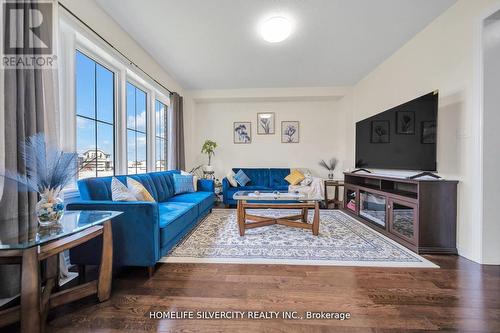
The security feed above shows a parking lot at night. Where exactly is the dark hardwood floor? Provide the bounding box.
[16,255,493,332]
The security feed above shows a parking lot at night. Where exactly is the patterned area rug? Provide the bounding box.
[160,209,437,268]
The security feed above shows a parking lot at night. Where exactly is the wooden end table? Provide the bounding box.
[233,191,321,236]
[0,210,122,333]
[323,179,344,209]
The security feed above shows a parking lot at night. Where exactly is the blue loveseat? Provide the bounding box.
[222,168,292,206]
[66,170,214,271]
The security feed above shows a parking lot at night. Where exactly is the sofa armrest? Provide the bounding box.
[66,200,160,266]
[197,178,215,192]
[222,178,234,205]
[222,178,231,192]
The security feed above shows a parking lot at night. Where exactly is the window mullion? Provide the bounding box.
[94,62,98,177]
[135,88,138,174]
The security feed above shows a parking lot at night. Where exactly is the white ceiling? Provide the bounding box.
[96,0,456,90]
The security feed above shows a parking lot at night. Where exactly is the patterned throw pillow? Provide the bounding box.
[173,174,195,194]
[181,170,198,191]
[226,171,238,187]
[234,169,251,186]
[126,177,155,202]
[285,169,306,185]
[111,177,137,202]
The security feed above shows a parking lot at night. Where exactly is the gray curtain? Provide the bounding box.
[0,0,59,298]
[167,92,185,170]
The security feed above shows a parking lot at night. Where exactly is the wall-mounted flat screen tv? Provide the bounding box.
[355,91,438,171]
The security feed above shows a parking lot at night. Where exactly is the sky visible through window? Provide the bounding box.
[75,51,168,178]
[127,82,147,174]
[155,100,167,171]
[76,51,114,179]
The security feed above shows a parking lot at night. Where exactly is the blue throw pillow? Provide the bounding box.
[173,174,195,194]
[234,169,251,186]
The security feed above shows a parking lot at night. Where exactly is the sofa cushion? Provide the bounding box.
[269,168,291,187]
[111,177,137,202]
[232,168,270,187]
[78,175,127,201]
[128,174,159,201]
[173,174,195,194]
[274,185,290,192]
[234,169,251,186]
[159,211,197,249]
[285,169,306,185]
[127,177,155,201]
[235,186,272,191]
[168,191,214,215]
[226,171,238,187]
[181,170,198,190]
[148,171,178,202]
[158,201,197,228]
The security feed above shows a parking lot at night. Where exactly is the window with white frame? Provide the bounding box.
[61,13,170,182]
[75,50,115,179]
[155,100,167,171]
[126,82,148,175]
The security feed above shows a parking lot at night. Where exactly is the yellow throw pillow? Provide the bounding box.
[285,169,306,186]
[126,177,155,202]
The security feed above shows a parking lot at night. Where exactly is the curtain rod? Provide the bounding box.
[58,2,175,95]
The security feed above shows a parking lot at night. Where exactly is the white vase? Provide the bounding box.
[36,189,64,227]
[203,165,214,172]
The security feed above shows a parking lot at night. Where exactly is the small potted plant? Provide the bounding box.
[319,158,338,179]
[201,139,217,172]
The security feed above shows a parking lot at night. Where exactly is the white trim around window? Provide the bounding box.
[58,10,170,186]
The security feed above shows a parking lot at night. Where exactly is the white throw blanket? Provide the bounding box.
[288,176,324,200]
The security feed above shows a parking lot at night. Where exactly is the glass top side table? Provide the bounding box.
[0,210,121,250]
[0,210,122,333]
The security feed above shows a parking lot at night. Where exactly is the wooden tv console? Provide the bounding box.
[343,172,458,254]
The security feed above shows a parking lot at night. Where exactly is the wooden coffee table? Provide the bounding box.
[233,191,321,236]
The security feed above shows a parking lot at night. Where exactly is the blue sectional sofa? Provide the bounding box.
[222,168,291,206]
[66,170,215,271]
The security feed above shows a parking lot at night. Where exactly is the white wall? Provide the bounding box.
[339,0,500,263]
[186,92,347,180]
[482,14,500,263]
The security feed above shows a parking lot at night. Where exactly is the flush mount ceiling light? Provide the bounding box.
[260,16,292,43]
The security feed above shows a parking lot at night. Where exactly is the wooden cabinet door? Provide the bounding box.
[388,198,418,245]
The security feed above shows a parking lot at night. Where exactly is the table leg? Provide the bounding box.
[324,181,328,208]
[237,200,245,236]
[41,255,57,333]
[98,220,113,302]
[312,201,320,236]
[334,185,339,209]
[20,247,41,333]
[301,207,308,222]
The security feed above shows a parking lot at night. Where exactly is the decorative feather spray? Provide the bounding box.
[319,158,338,179]
[2,133,95,197]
